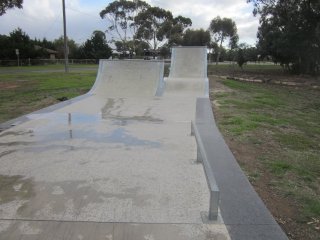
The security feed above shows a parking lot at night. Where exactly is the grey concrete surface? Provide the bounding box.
[89,60,164,97]
[0,52,231,239]
[169,47,207,78]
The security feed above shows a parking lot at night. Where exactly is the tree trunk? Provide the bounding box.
[216,36,224,65]
[153,33,156,59]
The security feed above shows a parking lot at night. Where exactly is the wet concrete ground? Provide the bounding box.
[0,55,230,239]
[0,96,230,239]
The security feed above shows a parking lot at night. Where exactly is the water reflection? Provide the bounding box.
[24,113,161,147]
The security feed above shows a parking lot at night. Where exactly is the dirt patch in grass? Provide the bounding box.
[208,64,320,87]
[0,82,19,90]
[209,76,320,240]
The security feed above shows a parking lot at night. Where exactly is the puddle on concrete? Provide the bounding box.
[17,127,160,147]
[0,111,162,151]
[0,150,16,158]
[0,130,33,137]
[21,144,97,153]
[105,128,161,147]
[0,141,35,147]
[0,175,34,205]
[28,112,101,125]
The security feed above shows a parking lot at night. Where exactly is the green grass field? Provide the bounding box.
[0,64,98,72]
[211,78,320,238]
[0,65,97,123]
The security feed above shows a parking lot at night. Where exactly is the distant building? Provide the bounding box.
[34,45,58,59]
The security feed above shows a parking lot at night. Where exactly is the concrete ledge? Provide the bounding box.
[194,97,288,240]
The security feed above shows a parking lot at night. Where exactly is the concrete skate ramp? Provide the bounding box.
[165,47,208,97]
[169,46,207,78]
[90,60,164,97]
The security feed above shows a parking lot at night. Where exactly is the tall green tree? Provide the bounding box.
[167,16,192,45]
[134,6,173,52]
[134,7,191,52]
[0,34,10,58]
[7,28,38,59]
[0,29,54,60]
[248,0,320,74]
[209,16,238,64]
[114,39,149,56]
[182,29,211,46]
[80,31,112,61]
[100,0,149,54]
[53,37,79,59]
[0,0,23,16]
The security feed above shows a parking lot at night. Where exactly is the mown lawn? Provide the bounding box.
[210,77,320,239]
[0,66,97,123]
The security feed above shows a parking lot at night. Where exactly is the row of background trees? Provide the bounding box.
[0,28,113,61]
[0,26,257,65]
[1,0,319,74]
[0,0,257,67]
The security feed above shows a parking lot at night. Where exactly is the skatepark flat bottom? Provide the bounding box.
[0,95,230,239]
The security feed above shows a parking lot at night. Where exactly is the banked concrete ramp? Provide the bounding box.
[90,60,164,97]
[165,47,208,98]
[0,48,230,239]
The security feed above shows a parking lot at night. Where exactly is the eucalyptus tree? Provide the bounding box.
[209,16,238,64]
[167,16,192,45]
[0,0,23,16]
[135,7,192,53]
[134,6,173,53]
[100,0,150,54]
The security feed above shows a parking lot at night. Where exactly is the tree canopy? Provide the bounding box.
[100,0,192,53]
[182,29,211,46]
[0,0,23,16]
[79,31,112,61]
[209,16,238,64]
[134,6,173,51]
[248,0,320,74]
[135,7,192,51]
[1,28,37,59]
[100,0,150,53]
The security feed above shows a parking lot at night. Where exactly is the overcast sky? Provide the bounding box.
[0,0,259,46]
